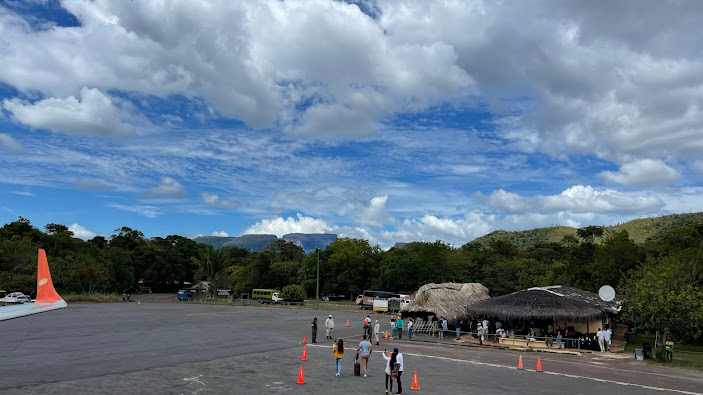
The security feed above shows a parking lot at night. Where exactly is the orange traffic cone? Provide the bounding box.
[517,355,524,370]
[295,308,298,314]
[376,313,379,319]
[536,357,543,372]
[297,365,305,384]
[301,346,308,361]
[269,306,272,312]
[411,370,421,390]
[302,334,307,344]
[346,319,350,327]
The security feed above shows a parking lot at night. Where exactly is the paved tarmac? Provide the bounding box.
[1,302,701,394]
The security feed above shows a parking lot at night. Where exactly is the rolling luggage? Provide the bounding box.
[353,352,361,376]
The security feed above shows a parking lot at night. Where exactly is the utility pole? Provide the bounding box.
[316,247,320,305]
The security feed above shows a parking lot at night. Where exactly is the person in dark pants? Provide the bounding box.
[394,347,404,394]
[311,317,318,343]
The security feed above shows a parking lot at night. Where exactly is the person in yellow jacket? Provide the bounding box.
[665,337,674,362]
[333,338,345,377]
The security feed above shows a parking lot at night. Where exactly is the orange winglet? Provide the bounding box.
[36,249,63,303]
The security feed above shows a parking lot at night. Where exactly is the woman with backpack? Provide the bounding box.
[333,338,345,377]
[382,348,399,394]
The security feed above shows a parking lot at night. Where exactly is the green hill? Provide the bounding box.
[469,212,703,249]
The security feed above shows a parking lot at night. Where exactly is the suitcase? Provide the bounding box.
[353,352,361,376]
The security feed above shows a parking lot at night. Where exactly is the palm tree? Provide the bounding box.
[196,247,231,297]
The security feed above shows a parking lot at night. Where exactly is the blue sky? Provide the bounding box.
[0,0,701,248]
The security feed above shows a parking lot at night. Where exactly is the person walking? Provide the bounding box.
[665,336,674,361]
[395,315,404,339]
[364,315,372,338]
[407,318,414,340]
[311,317,318,343]
[382,348,399,394]
[356,335,373,377]
[374,319,381,345]
[325,314,335,339]
[333,338,345,377]
[604,326,612,352]
[455,317,462,340]
[394,347,404,394]
[596,328,605,352]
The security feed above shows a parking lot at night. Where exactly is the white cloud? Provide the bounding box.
[145,177,186,198]
[342,195,393,227]
[11,191,34,196]
[3,87,134,138]
[599,159,680,187]
[68,223,97,239]
[210,230,229,237]
[108,203,162,218]
[0,133,23,152]
[243,213,333,237]
[201,193,239,209]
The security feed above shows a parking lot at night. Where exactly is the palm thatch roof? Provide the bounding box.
[400,282,490,319]
[464,285,621,320]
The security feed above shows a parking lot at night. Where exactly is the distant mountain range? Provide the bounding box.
[194,233,338,253]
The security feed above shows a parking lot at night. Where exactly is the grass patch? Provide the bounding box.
[62,293,124,303]
[624,333,703,371]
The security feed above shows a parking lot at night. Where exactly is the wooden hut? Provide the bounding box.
[463,285,620,335]
[400,282,490,320]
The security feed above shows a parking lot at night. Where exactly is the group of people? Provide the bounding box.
[332,336,406,394]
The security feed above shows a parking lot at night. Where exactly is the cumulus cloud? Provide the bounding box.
[3,87,134,138]
[145,177,186,198]
[0,133,23,152]
[341,195,393,227]
[599,159,680,187]
[108,203,162,218]
[210,230,229,237]
[68,223,97,239]
[201,193,240,209]
[243,213,333,237]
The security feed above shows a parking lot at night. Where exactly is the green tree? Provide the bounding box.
[195,247,232,297]
[281,284,306,302]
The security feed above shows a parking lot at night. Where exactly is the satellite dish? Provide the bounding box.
[598,285,616,302]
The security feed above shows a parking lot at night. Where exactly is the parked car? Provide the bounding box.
[0,292,31,304]
[176,290,191,301]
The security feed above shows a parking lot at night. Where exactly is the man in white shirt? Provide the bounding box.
[325,315,335,339]
[604,327,612,352]
[394,347,404,395]
[596,328,605,352]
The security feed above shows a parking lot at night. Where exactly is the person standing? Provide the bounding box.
[356,335,373,377]
[442,317,449,339]
[374,319,381,345]
[455,317,462,340]
[382,348,398,394]
[395,315,404,339]
[364,315,372,338]
[407,318,414,340]
[482,318,489,343]
[665,336,674,361]
[556,329,562,349]
[390,315,397,339]
[596,328,605,352]
[333,338,345,377]
[477,324,483,346]
[325,314,335,339]
[311,317,318,343]
[394,347,404,394]
[431,315,439,338]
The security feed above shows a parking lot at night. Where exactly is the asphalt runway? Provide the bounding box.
[1,302,701,394]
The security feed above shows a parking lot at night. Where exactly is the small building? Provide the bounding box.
[400,282,490,320]
[463,285,620,335]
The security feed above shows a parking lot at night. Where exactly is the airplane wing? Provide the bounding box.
[0,249,67,321]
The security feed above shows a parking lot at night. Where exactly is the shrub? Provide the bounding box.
[281,284,306,302]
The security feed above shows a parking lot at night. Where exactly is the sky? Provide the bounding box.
[0,0,701,249]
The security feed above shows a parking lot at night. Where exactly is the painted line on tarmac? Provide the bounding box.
[400,353,703,395]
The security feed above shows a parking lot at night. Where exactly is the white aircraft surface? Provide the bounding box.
[0,249,67,321]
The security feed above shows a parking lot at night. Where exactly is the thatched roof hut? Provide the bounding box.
[400,282,490,319]
[463,285,620,320]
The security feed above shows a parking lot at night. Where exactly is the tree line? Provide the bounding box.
[1,217,701,342]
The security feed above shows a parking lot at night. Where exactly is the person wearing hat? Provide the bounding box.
[325,314,335,339]
[665,336,674,361]
[374,319,381,345]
